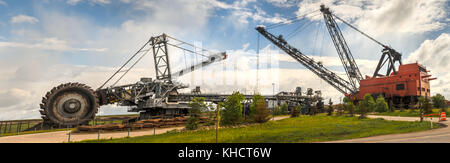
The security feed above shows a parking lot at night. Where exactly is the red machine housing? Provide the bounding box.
[352,63,435,107]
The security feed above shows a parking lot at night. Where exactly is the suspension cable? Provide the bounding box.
[111,49,150,87]
[312,21,322,55]
[266,9,320,29]
[166,42,208,57]
[100,35,215,89]
[98,39,152,89]
[165,35,213,54]
[286,13,321,40]
[332,14,386,48]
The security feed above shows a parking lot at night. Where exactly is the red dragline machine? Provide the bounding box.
[256,5,435,107]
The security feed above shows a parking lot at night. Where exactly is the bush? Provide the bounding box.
[327,99,333,116]
[357,101,367,119]
[291,105,301,117]
[388,100,395,112]
[422,97,433,114]
[280,102,289,115]
[272,106,282,115]
[344,102,355,117]
[186,97,207,130]
[432,94,446,110]
[336,104,345,116]
[252,100,271,123]
[220,92,245,126]
[363,94,375,112]
[249,94,264,117]
[375,95,388,113]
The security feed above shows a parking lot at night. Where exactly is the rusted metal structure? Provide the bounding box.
[359,63,435,107]
[256,5,434,108]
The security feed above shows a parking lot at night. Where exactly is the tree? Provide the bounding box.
[375,95,388,113]
[249,94,264,118]
[336,104,344,116]
[280,102,289,115]
[344,102,355,117]
[388,99,395,112]
[327,99,333,116]
[418,96,425,120]
[423,97,433,114]
[186,97,207,130]
[432,94,446,113]
[362,94,375,112]
[273,106,282,115]
[357,101,367,119]
[252,99,271,123]
[220,92,245,126]
[343,96,350,103]
[291,105,301,117]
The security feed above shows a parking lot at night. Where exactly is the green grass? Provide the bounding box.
[80,115,437,143]
[371,109,444,117]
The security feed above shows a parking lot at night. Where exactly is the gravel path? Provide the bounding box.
[0,116,291,143]
[326,115,449,143]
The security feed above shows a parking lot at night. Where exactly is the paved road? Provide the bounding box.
[328,115,450,143]
[0,116,290,143]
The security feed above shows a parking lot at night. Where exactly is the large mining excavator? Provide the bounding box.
[256,5,435,108]
[40,34,323,127]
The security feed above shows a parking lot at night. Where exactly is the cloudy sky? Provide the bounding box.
[0,0,448,120]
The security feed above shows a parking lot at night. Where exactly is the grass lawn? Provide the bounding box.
[371,109,445,117]
[81,115,437,143]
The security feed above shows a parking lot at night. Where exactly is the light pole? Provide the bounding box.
[272,83,275,120]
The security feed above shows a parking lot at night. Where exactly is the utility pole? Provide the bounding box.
[216,104,221,143]
[272,83,275,121]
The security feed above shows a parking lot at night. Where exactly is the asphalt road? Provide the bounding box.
[327,115,450,143]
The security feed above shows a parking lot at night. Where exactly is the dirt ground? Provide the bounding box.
[0,116,290,143]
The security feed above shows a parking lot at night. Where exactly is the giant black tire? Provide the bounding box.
[40,83,99,126]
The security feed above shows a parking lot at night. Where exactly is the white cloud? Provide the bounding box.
[67,0,82,5]
[266,0,299,8]
[0,0,7,6]
[11,15,39,24]
[0,37,107,52]
[67,0,111,5]
[296,0,448,36]
[0,0,234,120]
[406,33,450,98]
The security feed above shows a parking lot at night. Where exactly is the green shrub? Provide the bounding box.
[375,95,388,113]
[186,97,207,130]
[273,106,282,115]
[281,102,289,115]
[357,101,367,119]
[220,92,245,126]
[363,94,375,112]
[252,100,271,123]
[291,105,301,117]
[344,102,355,117]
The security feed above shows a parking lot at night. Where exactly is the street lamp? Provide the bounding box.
[272,83,275,121]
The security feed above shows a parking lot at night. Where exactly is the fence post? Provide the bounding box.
[8,122,12,133]
[68,132,71,143]
[154,127,156,135]
[17,122,21,135]
[98,130,100,140]
[128,128,130,138]
[4,122,7,134]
